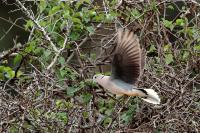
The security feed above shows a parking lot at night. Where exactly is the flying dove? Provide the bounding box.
[93,29,160,104]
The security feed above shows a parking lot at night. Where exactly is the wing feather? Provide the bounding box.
[111,29,142,84]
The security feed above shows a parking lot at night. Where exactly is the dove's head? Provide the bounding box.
[93,74,110,89]
[93,74,105,83]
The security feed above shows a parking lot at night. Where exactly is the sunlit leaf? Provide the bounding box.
[162,18,174,31]
[176,18,185,27]
[165,54,173,65]
[67,86,81,96]
[56,112,68,124]
[167,5,174,10]
[82,111,89,118]
[182,51,190,60]
[86,26,95,34]
[49,6,61,15]
[39,0,47,13]
[148,44,157,53]
[25,20,34,30]
[13,54,22,66]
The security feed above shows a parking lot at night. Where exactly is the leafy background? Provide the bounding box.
[0,0,200,132]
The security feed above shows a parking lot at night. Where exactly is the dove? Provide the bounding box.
[93,29,160,104]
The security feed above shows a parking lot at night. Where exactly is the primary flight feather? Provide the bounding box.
[93,29,160,104]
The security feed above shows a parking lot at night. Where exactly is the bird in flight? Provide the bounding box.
[93,29,160,104]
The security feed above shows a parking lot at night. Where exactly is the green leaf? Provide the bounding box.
[13,54,22,66]
[16,71,23,77]
[94,13,105,22]
[63,10,70,18]
[25,41,36,53]
[194,44,200,51]
[103,117,112,126]
[65,102,73,109]
[165,54,173,65]
[72,17,82,24]
[56,99,63,108]
[148,44,156,53]
[58,57,65,66]
[81,93,92,104]
[105,13,115,22]
[25,20,34,30]
[121,111,133,124]
[39,0,47,13]
[82,111,89,118]
[59,69,66,77]
[105,108,113,116]
[130,9,141,18]
[176,19,185,27]
[164,44,171,52]
[67,86,81,96]
[86,26,95,34]
[0,66,15,79]
[49,6,61,15]
[43,50,51,58]
[89,10,96,16]
[69,32,80,41]
[9,126,18,133]
[182,51,190,60]
[162,18,174,31]
[56,112,68,124]
[167,5,174,10]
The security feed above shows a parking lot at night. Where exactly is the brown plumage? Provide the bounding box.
[111,29,142,84]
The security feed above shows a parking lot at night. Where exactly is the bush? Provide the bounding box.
[0,0,200,132]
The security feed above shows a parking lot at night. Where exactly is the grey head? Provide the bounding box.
[93,74,104,83]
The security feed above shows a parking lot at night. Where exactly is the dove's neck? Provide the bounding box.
[98,76,135,95]
[97,76,111,89]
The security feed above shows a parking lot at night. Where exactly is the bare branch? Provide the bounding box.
[15,0,59,53]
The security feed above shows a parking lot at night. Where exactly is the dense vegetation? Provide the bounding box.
[0,0,200,132]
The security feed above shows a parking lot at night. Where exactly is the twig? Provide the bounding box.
[66,37,89,64]
[15,0,59,53]
[47,35,68,70]
[66,23,102,64]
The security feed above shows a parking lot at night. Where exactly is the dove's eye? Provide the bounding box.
[93,75,98,80]
[100,75,104,79]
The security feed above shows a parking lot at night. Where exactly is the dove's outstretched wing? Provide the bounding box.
[111,29,142,84]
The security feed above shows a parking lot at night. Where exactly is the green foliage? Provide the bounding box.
[176,18,186,27]
[9,125,18,133]
[124,7,143,22]
[164,53,174,65]
[2,0,200,132]
[148,44,157,54]
[162,18,174,31]
[25,20,34,30]
[164,44,174,65]
[0,66,15,80]
[162,17,188,31]
[167,4,174,10]
[81,92,93,104]
[121,98,138,124]
[56,112,68,124]
[150,0,158,11]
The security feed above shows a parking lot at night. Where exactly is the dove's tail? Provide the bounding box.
[126,88,160,104]
[138,89,160,104]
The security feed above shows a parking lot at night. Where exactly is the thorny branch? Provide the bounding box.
[1,0,200,132]
[15,0,59,53]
